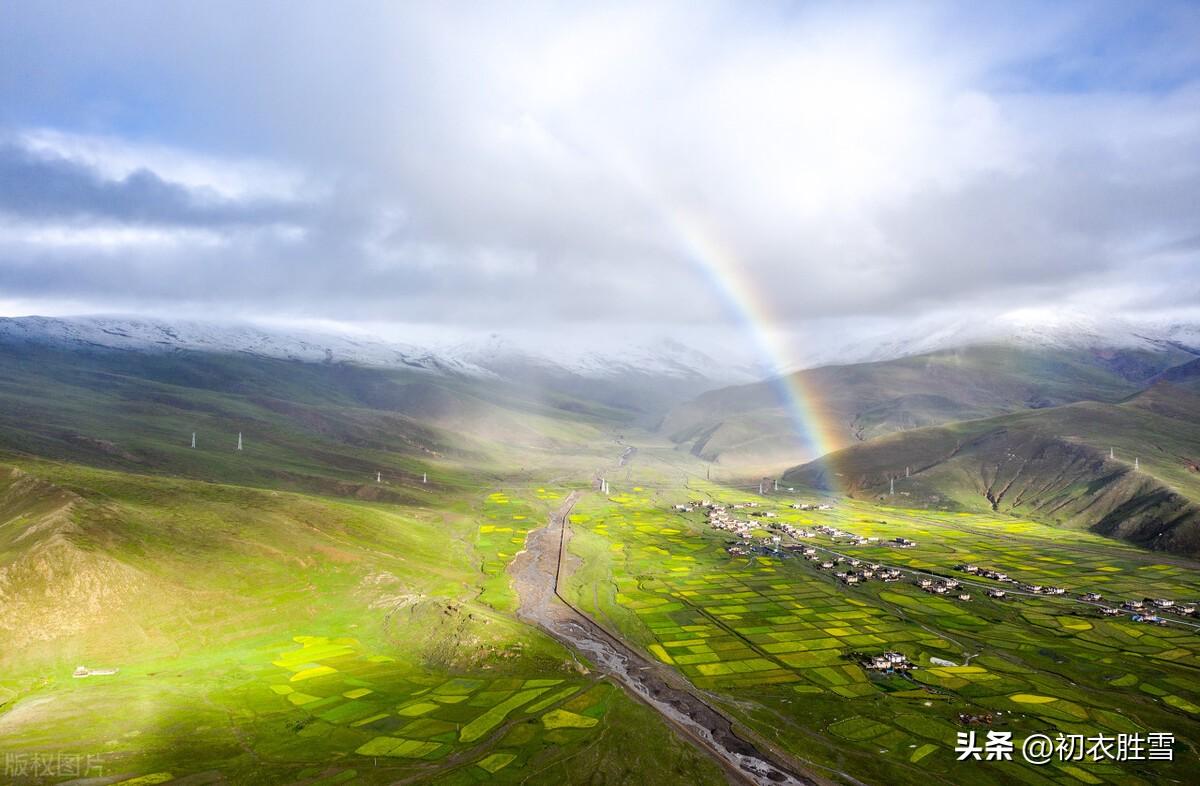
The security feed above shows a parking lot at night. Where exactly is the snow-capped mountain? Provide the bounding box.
[0,315,762,387]
[442,333,763,383]
[0,315,493,375]
[802,309,1200,370]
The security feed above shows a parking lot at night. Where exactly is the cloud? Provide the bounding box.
[0,0,1197,356]
[0,140,303,227]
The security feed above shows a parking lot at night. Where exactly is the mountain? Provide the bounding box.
[0,339,634,498]
[0,316,756,419]
[792,309,1200,370]
[782,382,1200,556]
[662,343,1198,468]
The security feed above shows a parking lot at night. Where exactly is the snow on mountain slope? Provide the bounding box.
[442,333,763,383]
[0,315,761,386]
[798,308,1200,371]
[0,315,491,375]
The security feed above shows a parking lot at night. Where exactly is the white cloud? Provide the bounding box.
[0,0,1196,356]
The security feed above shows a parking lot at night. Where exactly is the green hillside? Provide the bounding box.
[0,455,723,784]
[663,344,1195,469]
[784,382,1200,556]
[0,344,631,497]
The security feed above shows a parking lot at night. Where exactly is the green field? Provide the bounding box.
[0,457,724,785]
[561,450,1200,785]
[3,347,1200,785]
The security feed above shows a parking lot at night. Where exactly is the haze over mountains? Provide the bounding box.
[4,311,1200,560]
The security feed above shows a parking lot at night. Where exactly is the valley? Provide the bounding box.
[3,329,1200,785]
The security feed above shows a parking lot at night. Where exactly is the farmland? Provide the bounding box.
[560,453,1200,786]
[0,457,723,785]
[4,394,1200,784]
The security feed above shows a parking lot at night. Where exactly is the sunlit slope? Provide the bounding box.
[0,343,628,496]
[784,383,1200,555]
[0,459,724,785]
[663,344,1194,466]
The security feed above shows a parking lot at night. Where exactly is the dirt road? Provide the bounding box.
[508,491,819,786]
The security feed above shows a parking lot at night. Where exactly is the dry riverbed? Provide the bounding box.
[508,491,820,786]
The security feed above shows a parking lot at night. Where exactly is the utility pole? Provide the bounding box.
[706,465,710,481]
[237,432,243,451]
[190,432,196,449]
[1135,458,1139,470]
[422,472,428,484]
[774,478,779,492]
[890,476,895,495]
[905,466,910,478]
[376,471,381,483]
[1110,447,1115,460]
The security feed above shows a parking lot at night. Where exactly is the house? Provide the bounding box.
[1081,592,1102,602]
[1132,614,1168,625]
[893,537,916,548]
[917,578,933,588]
[957,564,980,574]
[1100,607,1121,616]
[863,651,915,672]
[1153,598,1175,609]
[820,561,834,569]
[957,593,972,601]
[1177,604,1196,615]
[987,589,1007,599]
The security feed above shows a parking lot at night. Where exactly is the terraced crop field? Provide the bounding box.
[562,482,1200,786]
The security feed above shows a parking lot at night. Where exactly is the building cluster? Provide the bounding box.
[809,524,878,546]
[790,502,835,511]
[1123,598,1197,618]
[779,523,815,539]
[915,576,969,600]
[859,651,917,673]
[956,564,1012,583]
[702,502,755,539]
[1020,583,1067,596]
[957,566,1199,623]
[810,555,903,585]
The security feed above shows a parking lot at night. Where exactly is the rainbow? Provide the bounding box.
[666,205,842,472]
[586,134,841,478]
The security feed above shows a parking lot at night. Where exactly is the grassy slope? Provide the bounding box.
[0,346,726,785]
[0,457,725,785]
[784,382,1200,555]
[0,344,628,496]
[561,462,1200,786]
[662,345,1195,468]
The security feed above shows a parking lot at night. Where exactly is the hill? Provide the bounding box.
[0,341,631,497]
[782,382,1200,556]
[663,344,1197,469]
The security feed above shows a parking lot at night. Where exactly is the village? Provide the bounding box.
[678,499,1200,630]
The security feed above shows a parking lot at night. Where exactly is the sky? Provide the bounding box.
[1,1,1198,364]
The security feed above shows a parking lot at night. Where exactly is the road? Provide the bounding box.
[508,491,820,786]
